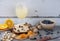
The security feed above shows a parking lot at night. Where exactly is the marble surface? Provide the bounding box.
[0,18,59,41]
[0,26,60,41]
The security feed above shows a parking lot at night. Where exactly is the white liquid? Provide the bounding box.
[16,4,28,19]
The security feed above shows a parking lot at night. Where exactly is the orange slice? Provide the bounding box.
[5,19,14,29]
[0,24,8,30]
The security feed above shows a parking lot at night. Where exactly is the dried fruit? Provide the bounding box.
[15,34,28,39]
[28,31,34,36]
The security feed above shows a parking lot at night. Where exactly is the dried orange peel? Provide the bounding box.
[5,19,14,29]
[27,31,35,36]
[15,31,35,40]
[15,34,28,39]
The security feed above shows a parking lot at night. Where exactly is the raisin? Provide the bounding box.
[57,31,60,34]
[21,29,24,30]
[20,26,23,28]
[17,30,20,32]
[19,25,21,28]
[14,28,16,30]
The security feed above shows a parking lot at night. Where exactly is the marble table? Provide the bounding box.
[0,26,60,41]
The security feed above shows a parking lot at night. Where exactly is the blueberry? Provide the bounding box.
[37,31,40,34]
[57,31,60,34]
[39,36,42,39]
[46,32,51,35]
[46,32,50,35]
[39,34,42,36]
[44,30,49,32]
[50,32,53,34]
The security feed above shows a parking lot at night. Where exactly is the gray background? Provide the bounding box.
[0,0,60,16]
[0,0,60,25]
